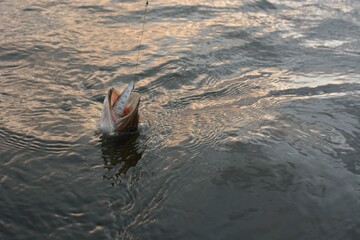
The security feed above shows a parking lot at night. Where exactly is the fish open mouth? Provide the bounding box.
[97,87,140,135]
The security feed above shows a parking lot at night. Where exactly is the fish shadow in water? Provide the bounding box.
[100,132,143,181]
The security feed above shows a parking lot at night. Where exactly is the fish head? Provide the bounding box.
[97,86,140,136]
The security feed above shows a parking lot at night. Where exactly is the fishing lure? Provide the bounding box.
[113,81,134,116]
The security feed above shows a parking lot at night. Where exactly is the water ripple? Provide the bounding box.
[0,127,75,154]
[1,0,360,239]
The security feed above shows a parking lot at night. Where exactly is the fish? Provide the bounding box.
[97,82,140,135]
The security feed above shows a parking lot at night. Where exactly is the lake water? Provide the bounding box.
[1,0,360,239]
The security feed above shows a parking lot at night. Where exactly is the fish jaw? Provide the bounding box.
[97,91,117,135]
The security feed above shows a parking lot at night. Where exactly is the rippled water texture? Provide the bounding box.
[1,0,360,239]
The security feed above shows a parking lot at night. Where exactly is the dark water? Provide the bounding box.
[1,0,360,239]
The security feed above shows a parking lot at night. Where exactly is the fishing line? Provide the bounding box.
[133,0,149,88]
[112,2,148,112]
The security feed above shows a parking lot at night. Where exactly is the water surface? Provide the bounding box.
[1,0,360,239]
